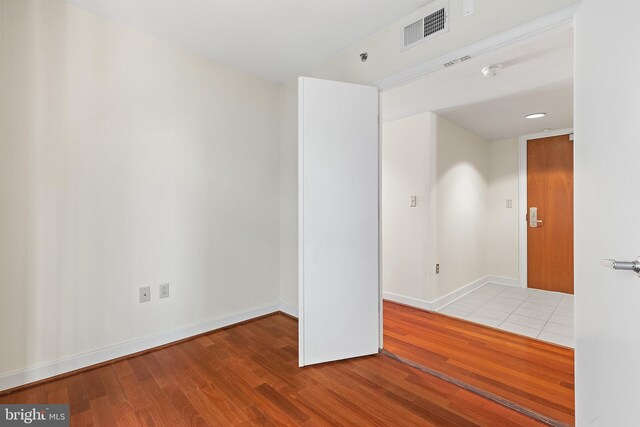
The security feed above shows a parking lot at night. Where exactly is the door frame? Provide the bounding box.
[517,128,574,288]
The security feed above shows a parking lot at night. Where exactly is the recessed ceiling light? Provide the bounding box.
[526,113,547,119]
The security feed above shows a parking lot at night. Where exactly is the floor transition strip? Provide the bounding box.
[380,348,571,427]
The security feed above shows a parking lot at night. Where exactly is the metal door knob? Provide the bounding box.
[600,257,640,276]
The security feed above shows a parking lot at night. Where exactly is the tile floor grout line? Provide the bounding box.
[443,283,505,320]
[496,290,536,329]
[535,294,565,339]
[442,284,573,346]
[537,296,575,344]
[463,286,531,328]
[465,284,518,324]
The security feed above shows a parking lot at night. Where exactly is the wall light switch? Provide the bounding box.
[410,196,417,207]
[506,199,513,208]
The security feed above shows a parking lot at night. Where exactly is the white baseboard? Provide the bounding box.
[0,304,280,392]
[384,275,521,313]
[486,275,520,288]
[431,276,489,311]
[382,292,435,311]
[279,302,298,318]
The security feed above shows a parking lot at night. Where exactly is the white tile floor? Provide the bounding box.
[437,283,574,348]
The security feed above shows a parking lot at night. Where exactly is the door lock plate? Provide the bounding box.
[529,207,541,228]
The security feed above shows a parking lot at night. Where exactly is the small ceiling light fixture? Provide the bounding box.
[526,112,547,119]
[481,64,503,78]
[542,128,551,132]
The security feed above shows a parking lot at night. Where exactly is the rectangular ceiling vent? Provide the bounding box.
[403,3,449,49]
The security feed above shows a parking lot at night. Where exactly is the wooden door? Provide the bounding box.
[527,134,574,294]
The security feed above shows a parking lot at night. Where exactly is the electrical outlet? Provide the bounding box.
[436,264,440,274]
[139,286,151,303]
[159,283,170,299]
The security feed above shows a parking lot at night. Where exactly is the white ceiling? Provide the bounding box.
[381,27,574,140]
[65,0,434,83]
[436,81,573,141]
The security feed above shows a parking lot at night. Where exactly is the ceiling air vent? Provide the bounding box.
[403,3,449,49]
[404,19,423,47]
[424,7,447,38]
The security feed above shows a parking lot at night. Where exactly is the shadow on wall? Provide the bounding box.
[381,113,520,306]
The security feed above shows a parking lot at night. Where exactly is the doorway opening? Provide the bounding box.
[381,24,574,344]
[380,24,575,424]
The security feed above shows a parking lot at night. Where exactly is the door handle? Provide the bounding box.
[600,257,640,276]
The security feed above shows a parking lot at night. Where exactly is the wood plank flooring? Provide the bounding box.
[383,301,575,426]
[0,313,545,426]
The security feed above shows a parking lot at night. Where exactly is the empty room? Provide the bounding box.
[1,0,639,426]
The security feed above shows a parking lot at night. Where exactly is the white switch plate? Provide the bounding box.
[139,286,151,303]
[506,199,513,208]
[410,196,417,207]
[463,0,475,16]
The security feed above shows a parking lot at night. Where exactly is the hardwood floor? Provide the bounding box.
[0,313,545,426]
[383,301,575,426]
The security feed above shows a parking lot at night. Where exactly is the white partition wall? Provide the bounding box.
[298,77,380,367]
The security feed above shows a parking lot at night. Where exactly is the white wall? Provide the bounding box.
[381,113,431,301]
[278,79,298,311]
[279,1,578,309]
[432,115,489,299]
[382,117,519,305]
[0,0,280,380]
[487,138,519,279]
